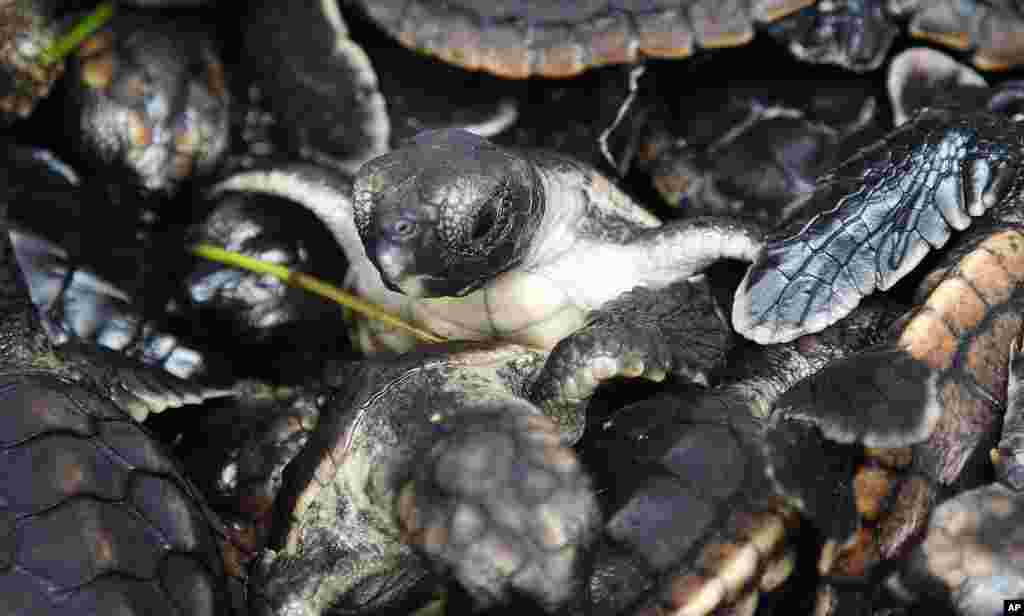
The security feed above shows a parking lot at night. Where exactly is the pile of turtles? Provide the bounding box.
[4,1,1024,615]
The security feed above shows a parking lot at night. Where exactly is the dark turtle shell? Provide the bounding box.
[0,371,242,615]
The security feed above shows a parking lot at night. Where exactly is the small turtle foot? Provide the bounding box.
[397,406,600,612]
[904,483,1024,616]
[533,277,731,443]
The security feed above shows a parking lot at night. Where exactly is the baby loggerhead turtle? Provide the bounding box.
[213,129,763,439]
[0,172,246,612]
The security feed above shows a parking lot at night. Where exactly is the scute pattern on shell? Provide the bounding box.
[0,372,238,615]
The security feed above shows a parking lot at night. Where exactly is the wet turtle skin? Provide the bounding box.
[242,342,602,615]
[0,211,243,612]
[635,76,882,225]
[66,12,230,193]
[581,300,900,616]
[185,275,734,614]
[349,0,1024,78]
[0,0,62,124]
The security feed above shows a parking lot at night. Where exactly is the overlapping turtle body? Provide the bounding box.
[725,101,1024,612]
[0,176,242,612]
[212,131,762,425]
[349,0,1024,78]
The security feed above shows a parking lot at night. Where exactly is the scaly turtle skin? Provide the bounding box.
[238,0,520,176]
[636,76,881,225]
[0,181,244,611]
[890,329,1024,616]
[246,342,600,615]
[348,0,1024,78]
[0,0,62,124]
[748,217,1024,610]
[183,275,733,615]
[212,131,762,438]
[66,12,230,193]
[580,300,900,616]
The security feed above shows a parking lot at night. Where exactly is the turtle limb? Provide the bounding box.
[242,0,389,175]
[902,483,1024,616]
[900,0,1024,72]
[886,48,987,128]
[995,328,1024,490]
[397,403,600,613]
[766,0,899,72]
[54,339,234,422]
[531,276,732,444]
[734,106,1024,345]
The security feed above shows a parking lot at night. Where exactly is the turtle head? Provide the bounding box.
[353,128,544,298]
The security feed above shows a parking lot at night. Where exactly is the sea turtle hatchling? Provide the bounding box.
[347,0,1024,78]
[726,102,1024,609]
[893,327,1024,616]
[212,299,901,616]
[213,129,763,439]
[0,179,247,611]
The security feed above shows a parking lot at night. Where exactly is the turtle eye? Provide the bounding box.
[471,198,499,241]
[389,218,418,240]
[470,184,508,242]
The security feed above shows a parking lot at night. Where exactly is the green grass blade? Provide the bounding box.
[40,2,115,66]
[191,243,446,344]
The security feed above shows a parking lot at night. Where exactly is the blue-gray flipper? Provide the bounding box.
[733,106,1022,345]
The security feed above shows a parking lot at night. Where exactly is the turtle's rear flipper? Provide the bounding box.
[775,344,939,448]
[733,106,1023,345]
[993,328,1024,489]
[902,483,1024,616]
[55,340,234,422]
[397,404,599,613]
[531,276,732,444]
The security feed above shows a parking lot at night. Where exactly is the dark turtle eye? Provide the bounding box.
[470,184,508,242]
[471,199,499,241]
[390,218,418,239]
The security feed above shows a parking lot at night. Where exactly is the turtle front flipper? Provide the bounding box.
[54,339,235,422]
[903,484,1024,616]
[252,343,601,615]
[777,222,1024,462]
[397,403,599,613]
[531,276,732,444]
[733,105,1024,345]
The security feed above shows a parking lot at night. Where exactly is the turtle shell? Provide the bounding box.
[774,222,1024,569]
[350,0,1024,78]
[349,0,816,78]
[0,371,241,615]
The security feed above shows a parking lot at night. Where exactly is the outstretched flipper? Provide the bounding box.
[397,405,599,612]
[55,340,235,422]
[775,344,937,448]
[777,224,1024,482]
[734,106,1023,345]
[531,276,732,444]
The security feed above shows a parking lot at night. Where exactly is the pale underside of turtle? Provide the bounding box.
[347,0,1024,78]
[214,131,762,359]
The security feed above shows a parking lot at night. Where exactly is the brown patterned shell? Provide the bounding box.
[352,0,1024,78]
[352,0,815,78]
[900,0,1024,72]
[830,224,1024,571]
[0,372,239,615]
